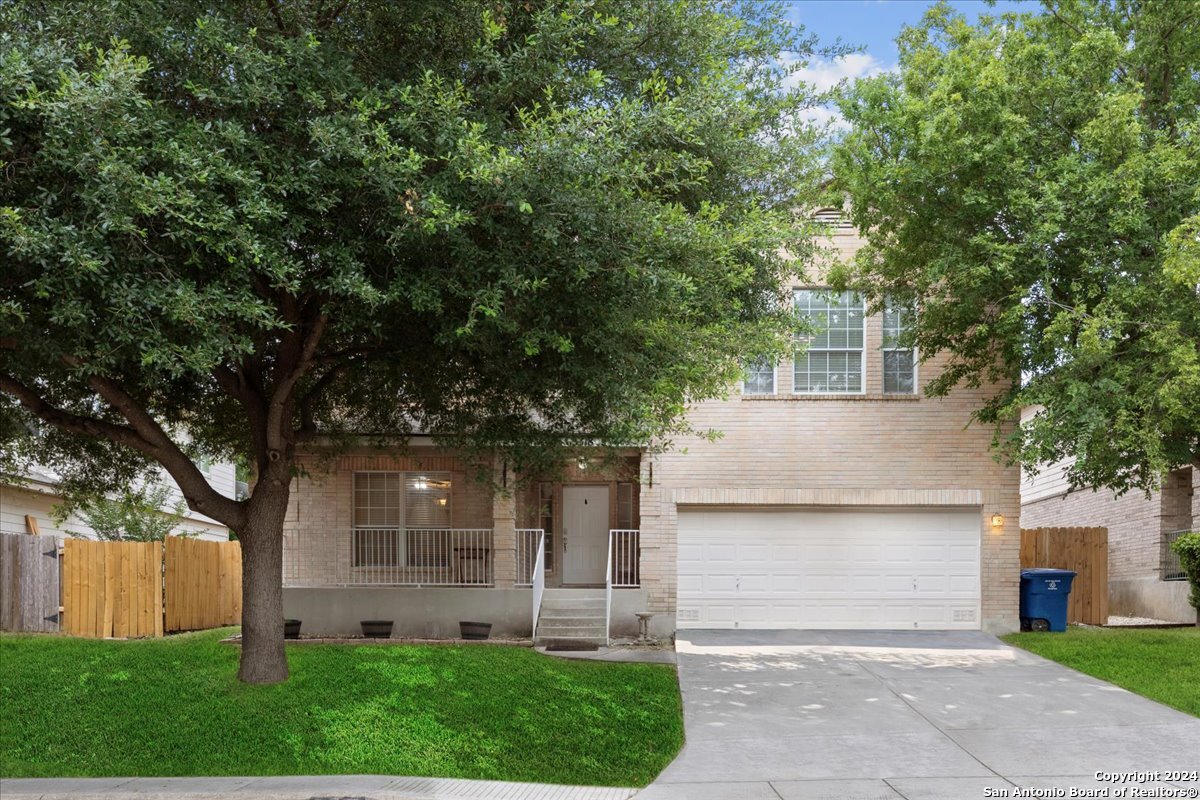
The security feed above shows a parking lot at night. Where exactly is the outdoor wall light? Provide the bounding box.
[991,513,1005,527]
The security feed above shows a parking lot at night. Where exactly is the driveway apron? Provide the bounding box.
[640,630,1200,800]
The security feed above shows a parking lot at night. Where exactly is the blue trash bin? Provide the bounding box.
[1020,568,1077,632]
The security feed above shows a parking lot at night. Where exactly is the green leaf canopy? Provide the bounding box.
[834,0,1200,495]
[1,0,835,502]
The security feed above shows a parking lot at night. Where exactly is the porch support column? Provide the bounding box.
[492,456,517,587]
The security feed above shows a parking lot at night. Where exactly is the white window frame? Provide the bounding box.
[792,288,867,396]
[351,471,453,568]
[882,301,918,396]
[740,357,778,396]
[352,471,404,567]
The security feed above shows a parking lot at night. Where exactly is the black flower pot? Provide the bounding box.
[459,621,492,640]
[361,619,393,639]
[283,619,302,639]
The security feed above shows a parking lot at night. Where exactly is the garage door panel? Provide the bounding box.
[677,509,981,631]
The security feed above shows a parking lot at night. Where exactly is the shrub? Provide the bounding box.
[1170,531,1200,623]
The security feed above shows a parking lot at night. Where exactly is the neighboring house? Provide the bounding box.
[0,463,236,542]
[1020,420,1199,622]
[282,215,1021,642]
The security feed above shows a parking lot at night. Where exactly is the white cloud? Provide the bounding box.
[786,52,891,93]
[782,53,894,130]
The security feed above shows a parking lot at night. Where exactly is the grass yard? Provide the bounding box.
[1003,625,1200,717]
[0,629,682,786]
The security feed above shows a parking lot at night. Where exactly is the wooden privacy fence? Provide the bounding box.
[165,536,242,633]
[1020,527,1109,626]
[0,532,241,638]
[1,533,61,633]
[62,539,164,638]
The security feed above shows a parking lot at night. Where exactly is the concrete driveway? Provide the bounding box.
[640,630,1200,800]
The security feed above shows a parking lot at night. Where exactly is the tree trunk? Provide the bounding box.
[236,487,291,684]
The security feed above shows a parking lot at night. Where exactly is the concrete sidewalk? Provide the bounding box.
[0,775,637,800]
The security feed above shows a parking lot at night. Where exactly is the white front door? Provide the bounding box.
[677,508,982,630]
[563,486,610,584]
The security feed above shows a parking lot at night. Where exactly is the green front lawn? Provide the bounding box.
[1003,626,1200,717]
[0,630,682,786]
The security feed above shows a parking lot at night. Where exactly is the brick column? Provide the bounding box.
[637,451,673,615]
[491,456,517,587]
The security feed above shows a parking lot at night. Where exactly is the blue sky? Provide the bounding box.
[779,0,1034,126]
[784,0,1032,66]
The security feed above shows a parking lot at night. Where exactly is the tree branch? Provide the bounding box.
[85,374,247,527]
[264,311,327,454]
[1,373,148,448]
[1,372,246,528]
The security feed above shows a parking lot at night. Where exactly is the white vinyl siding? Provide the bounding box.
[794,290,865,394]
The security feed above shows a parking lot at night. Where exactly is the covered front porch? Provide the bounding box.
[280,448,646,641]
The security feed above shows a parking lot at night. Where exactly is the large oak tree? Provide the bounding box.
[0,1,836,681]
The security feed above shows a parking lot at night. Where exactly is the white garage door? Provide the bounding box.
[677,508,981,630]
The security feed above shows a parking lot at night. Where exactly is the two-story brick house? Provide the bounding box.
[280,217,1021,641]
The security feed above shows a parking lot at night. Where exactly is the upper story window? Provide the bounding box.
[882,301,916,394]
[794,289,865,394]
[742,357,776,395]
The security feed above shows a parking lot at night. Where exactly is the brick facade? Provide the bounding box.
[637,227,1022,633]
[285,225,1023,634]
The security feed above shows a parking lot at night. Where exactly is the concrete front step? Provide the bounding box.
[539,605,605,617]
[536,625,607,639]
[537,618,604,628]
[536,589,608,646]
[540,598,603,606]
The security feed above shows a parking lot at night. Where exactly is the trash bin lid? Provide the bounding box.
[1021,568,1077,579]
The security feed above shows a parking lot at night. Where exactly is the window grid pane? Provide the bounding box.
[794,289,864,394]
[539,482,555,572]
[743,358,775,395]
[352,472,402,566]
[882,300,916,395]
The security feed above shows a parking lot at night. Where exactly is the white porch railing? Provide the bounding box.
[349,528,494,586]
[515,528,546,586]
[283,527,495,587]
[609,529,640,587]
[531,531,546,638]
[604,532,613,647]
